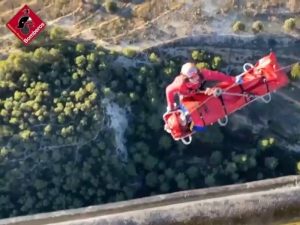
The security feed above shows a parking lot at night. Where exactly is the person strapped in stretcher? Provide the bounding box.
[164,63,243,133]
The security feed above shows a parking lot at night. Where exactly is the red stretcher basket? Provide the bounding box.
[163,52,289,145]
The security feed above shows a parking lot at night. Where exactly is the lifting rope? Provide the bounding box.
[183,61,297,127]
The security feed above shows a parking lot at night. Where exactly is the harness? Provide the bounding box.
[198,71,206,90]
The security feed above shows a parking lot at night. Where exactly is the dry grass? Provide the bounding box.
[0,0,80,24]
[281,221,300,225]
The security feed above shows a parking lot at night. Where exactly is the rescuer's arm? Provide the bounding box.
[166,78,183,111]
[166,84,179,111]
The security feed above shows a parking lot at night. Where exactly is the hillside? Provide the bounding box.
[0,0,300,50]
[0,0,300,224]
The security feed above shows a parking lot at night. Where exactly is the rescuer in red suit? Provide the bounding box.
[164,63,243,133]
[165,62,243,112]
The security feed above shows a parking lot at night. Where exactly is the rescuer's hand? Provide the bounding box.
[235,75,243,84]
[204,88,215,95]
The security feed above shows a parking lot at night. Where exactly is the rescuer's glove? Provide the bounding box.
[235,75,243,84]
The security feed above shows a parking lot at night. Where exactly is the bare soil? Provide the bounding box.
[0,0,299,50]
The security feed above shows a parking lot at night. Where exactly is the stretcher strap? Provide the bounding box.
[262,76,270,93]
[198,109,206,126]
[218,95,228,116]
[238,84,248,103]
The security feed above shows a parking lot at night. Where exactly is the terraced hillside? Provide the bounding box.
[0,0,299,50]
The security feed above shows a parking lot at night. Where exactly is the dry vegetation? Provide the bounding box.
[0,0,299,51]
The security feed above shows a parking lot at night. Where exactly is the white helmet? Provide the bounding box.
[181,63,198,78]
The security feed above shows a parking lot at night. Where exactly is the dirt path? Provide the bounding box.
[47,5,82,26]
[112,2,183,42]
[68,16,120,38]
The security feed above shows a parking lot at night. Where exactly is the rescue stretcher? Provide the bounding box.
[163,52,289,145]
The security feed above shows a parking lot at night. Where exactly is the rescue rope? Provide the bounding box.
[275,64,295,71]
[186,62,297,116]
[219,91,257,98]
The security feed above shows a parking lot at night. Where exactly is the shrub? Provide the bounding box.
[211,56,222,70]
[149,52,160,63]
[76,43,86,54]
[252,20,264,34]
[297,161,300,174]
[283,18,296,32]
[191,50,205,61]
[159,135,172,149]
[264,157,278,170]
[232,21,246,33]
[122,48,136,58]
[196,62,210,70]
[49,26,68,40]
[104,0,118,13]
[290,63,300,80]
[258,137,275,150]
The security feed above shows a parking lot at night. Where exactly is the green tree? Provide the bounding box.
[232,21,246,33]
[10,52,35,73]
[49,27,68,40]
[209,151,223,166]
[147,114,161,131]
[252,21,264,34]
[196,62,210,70]
[248,157,257,168]
[75,55,87,68]
[205,173,216,187]
[104,0,118,13]
[149,52,160,63]
[258,137,275,150]
[224,162,237,175]
[126,163,137,177]
[85,82,96,93]
[297,161,300,174]
[0,125,13,137]
[9,117,18,125]
[290,63,300,80]
[145,172,158,188]
[122,48,136,58]
[33,47,51,63]
[143,155,158,171]
[159,135,172,150]
[129,92,138,101]
[76,43,86,54]
[160,182,170,192]
[0,147,9,158]
[283,18,296,32]
[211,56,222,70]
[191,50,205,61]
[186,166,198,179]
[175,173,189,190]
[165,168,175,180]
[133,153,143,163]
[264,157,278,170]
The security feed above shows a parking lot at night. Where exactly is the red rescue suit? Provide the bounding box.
[166,69,234,110]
